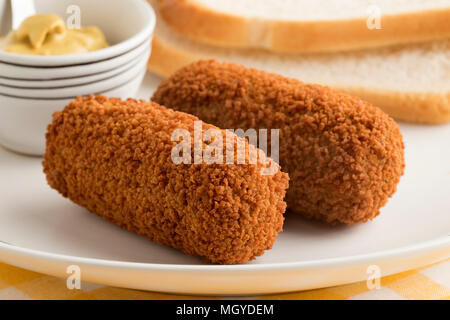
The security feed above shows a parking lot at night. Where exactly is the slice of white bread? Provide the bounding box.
[158,0,450,53]
[148,0,450,124]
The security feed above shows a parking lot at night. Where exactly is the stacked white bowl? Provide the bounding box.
[0,0,155,156]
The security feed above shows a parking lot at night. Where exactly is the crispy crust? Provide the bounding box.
[152,60,405,225]
[158,0,450,54]
[147,35,450,124]
[43,95,289,264]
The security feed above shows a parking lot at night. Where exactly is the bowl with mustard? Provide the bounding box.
[0,0,155,156]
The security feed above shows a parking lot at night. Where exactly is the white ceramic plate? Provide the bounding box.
[0,73,449,296]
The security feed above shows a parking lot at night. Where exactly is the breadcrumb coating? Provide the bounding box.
[152,60,405,225]
[43,95,289,264]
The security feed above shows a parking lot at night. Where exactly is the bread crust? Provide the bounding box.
[158,0,450,54]
[152,60,405,225]
[148,35,450,124]
[149,35,198,77]
[43,95,289,264]
[339,87,450,124]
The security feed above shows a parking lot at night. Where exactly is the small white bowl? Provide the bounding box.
[0,50,148,88]
[0,47,150,98]
[0,0,155,156]
[0,0,155,67]
[0,71,147,156]
[0,39,150,80]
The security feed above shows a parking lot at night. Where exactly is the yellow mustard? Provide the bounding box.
[2,14,109,55]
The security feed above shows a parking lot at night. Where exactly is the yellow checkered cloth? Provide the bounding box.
[0,259,448,300]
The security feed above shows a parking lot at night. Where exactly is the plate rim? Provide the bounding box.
[1,235,448,272]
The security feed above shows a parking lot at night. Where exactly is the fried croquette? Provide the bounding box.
[43,95,289,264]
[152,60,405,225]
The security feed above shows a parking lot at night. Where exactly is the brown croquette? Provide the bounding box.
[43,95,289,264]
[152,60,405,225]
